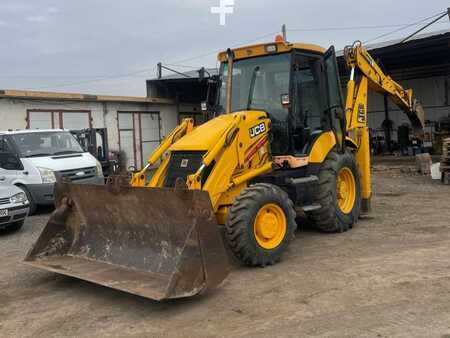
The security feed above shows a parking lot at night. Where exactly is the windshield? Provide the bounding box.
[217,53,291,121]
[10,131,84,158]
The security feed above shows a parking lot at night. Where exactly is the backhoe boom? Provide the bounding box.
[343,41,425,211]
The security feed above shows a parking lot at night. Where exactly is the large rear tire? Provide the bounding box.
[225,183,297,267]
[310,151,361,233]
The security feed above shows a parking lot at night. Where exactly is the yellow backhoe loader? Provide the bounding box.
[25,38,425,301]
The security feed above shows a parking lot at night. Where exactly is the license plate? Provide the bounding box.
[0,209,8,217]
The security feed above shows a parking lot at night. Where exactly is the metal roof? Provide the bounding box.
[350,28,450,54]
[0,89,174,104]
[337,28,450,80]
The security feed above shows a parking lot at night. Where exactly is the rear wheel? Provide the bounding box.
[310,151,361,232]
[225,183,296,267]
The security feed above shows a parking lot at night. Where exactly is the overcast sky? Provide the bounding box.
[0,0,448,96]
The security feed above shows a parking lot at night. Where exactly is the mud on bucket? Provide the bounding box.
[24,183,230,301]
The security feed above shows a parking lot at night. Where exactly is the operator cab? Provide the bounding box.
[212,40,345,157]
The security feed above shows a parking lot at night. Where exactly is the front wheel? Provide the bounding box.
[310,151,361,233]
[225,183,297,267]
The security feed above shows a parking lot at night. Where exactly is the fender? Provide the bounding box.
[308,131,336,164]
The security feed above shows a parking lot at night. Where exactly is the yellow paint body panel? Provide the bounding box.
[308,131,337,163]
[170,114,235,151]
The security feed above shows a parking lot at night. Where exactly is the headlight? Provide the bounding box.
[96,161,103,177]
[10,192,27,204]
[37,167,56,184]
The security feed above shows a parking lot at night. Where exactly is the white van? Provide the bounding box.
[0,129,104,214]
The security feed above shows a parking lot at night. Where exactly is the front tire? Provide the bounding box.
[225,183,297,267]
[310,151,361,233]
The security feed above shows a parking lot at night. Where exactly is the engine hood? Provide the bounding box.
[22,153,98,172]
[170,114,236,152]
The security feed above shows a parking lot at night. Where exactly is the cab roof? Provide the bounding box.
[218,41,326,62]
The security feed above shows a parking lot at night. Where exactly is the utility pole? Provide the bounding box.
[157,62,162,79]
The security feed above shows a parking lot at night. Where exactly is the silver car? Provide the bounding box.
[0,185,30,231]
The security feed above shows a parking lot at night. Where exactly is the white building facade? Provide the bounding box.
[0,90,182,170]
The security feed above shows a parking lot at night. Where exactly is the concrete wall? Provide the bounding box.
[0,98,179,169]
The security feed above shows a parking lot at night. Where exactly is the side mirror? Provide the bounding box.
[0,152,24,171]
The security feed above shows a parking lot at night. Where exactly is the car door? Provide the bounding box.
[0,136,20,185]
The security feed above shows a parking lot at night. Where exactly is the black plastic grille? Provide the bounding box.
[57,167,96,182]
[164,151,205,188]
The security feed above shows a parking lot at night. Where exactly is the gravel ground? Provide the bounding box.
[1,168,449,338]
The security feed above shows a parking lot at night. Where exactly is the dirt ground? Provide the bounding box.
[1,161,450,338]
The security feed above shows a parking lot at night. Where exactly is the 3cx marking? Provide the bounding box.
[249,123,266,138]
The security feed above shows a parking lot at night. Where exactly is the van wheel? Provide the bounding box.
[17,186,37,215]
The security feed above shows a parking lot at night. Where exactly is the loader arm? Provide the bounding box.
[134,110,273,217]
[343,41,425,211]
[131,118,194,186]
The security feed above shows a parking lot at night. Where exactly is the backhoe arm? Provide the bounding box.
[344,41,425,136]
[343,41,425,212]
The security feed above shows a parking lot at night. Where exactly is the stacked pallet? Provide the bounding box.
[441,138,450,184]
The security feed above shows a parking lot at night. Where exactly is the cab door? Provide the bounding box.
[291,52,328,154]
[324,46,345,150]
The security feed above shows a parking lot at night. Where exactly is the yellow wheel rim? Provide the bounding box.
[337,167,356,214]
[253,203,287,250]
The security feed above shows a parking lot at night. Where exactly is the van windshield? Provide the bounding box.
[10,131,84,158]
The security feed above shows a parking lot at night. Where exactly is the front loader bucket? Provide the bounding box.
[24,182,230,301]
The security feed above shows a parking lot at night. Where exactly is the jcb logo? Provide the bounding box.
[249,123,266,138]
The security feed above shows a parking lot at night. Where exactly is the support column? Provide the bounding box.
[384,95,392,154]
